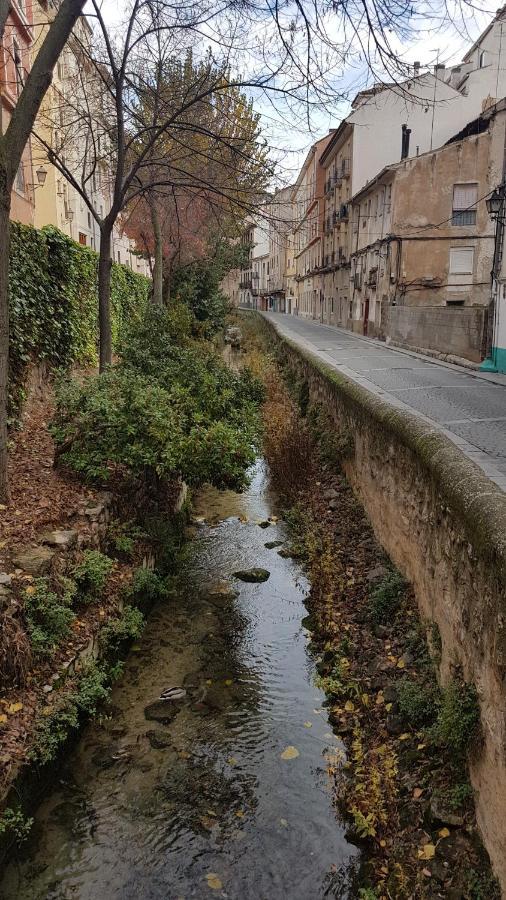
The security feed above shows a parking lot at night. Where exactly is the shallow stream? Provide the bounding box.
[1,460,358,899]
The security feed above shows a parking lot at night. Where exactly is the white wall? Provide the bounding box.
[349,74,486,196]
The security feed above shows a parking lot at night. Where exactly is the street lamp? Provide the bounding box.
[482,183,506,372]
[35,166,47,187]
[486,186,505,221]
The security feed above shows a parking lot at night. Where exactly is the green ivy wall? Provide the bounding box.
[9,223,150,417]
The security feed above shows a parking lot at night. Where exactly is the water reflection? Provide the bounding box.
[0,460,358,899]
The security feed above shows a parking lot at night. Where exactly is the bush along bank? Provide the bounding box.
[239,314,499,899]
[0,305,263,861]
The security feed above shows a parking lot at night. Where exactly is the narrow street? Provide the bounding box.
[264,313,506,491]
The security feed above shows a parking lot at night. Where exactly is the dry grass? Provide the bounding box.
[0,608,32,688]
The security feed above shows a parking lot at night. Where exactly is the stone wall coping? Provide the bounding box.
[259,312,506,585]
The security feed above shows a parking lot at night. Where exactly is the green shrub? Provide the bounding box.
[130,568,167,604]
[52,309,262,491]
[100,605,144,650]
[23,578,75,656]
[30,661,119,765]
[431,680,480,757]
[72,550,113,603]
[397,678,440,728]
[368,571,407,624]
[0,807,33,843]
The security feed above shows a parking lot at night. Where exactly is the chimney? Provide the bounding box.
[401,124,412,160]
[413,60,420,76]
[434,63,446,78]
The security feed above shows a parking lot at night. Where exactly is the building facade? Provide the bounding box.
[292,132,335,319]
[1,0,35,224]
[31,8,149,275]
[348,104,505,360]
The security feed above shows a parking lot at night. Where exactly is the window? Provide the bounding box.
[117,251,121,263]
[87,212,92,228]
[452,183,477,225]
[479,50,487,68]
[78,232,87,246]
[13,40,22,97]
[449,246,474,274]
[15,163,25,193]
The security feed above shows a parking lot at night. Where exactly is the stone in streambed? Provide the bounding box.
[233,568,270,583]
[144,700,182,724]
[429,797,465,828]
[265,541,284,549]
[204,582,239,607]
[13,546,56,576]
[256,520,271,529]
[146,730,173,750]
[40,529,78,549]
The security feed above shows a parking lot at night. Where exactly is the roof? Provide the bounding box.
[463,5,506,62]
[319,120,353,165]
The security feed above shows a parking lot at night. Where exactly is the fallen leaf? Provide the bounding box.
[280,817,288,827]
[397,658,406,669]
[399,733,410,741]
[42,706,54,716]
[205,873,223,890]
[0,715,7,725]
[438,827,450,839]
[344,700,355,712]
[207,809,217,817]
[376,692,385,705]
[385,702,393,712]
[227,757,238,766]
[235,810,244,818]
[303,721,312,728]
[7,702,23,714]
[224,679,233,686]
[413,787,423,800]
[24,586,36,596]
[280,746,300,760]
[422,868,432,878]
[418,843,436,860]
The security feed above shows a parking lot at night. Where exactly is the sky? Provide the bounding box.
[87,0,498,185]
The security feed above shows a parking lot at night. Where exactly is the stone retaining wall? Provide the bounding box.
[382,305,488,362]
[258,313,506,892]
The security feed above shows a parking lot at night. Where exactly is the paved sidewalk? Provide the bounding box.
[263,313,506,492]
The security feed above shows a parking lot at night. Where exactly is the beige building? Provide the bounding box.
[266,186,294,311]
[292,132,335,319]
[32,10,149,276]
[348,102,505,360]
[320,123,353,327]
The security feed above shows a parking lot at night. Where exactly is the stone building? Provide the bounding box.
[320,122,354,327]
[265,186,294,311]
[349,102,506,361]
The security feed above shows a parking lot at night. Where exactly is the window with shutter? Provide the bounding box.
[452,183,478,225]
[449,247,474,274]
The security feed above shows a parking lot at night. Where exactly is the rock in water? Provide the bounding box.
[233,568,270,583]
[146,730,173,750]
[264,541,284,550]
[144,700,182,724]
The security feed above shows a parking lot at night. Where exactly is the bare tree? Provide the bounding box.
[0,0,87,502]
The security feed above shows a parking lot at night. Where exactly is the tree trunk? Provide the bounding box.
[0,169,11,503]
[162,259,171,306]
[149,201,163,306]
[98,226,113,372]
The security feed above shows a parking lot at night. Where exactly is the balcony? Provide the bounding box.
[239,278,252,289]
